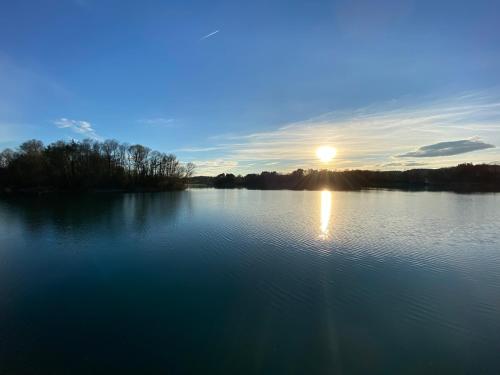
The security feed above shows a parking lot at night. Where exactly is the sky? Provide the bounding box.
[1,0,499,175]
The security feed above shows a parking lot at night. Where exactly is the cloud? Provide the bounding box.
[398,139,495,158]
[177,146,222,152]
[191,159,238,175]
[55,118,100,139]
[233,99,499,164]
[138,118,175,127]
[380,161,427,168]
[180,92,500,174]
[200,30,219,40]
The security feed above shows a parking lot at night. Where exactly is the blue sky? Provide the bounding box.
[1,0,499,175]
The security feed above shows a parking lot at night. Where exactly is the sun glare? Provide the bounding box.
[316,146,336,163]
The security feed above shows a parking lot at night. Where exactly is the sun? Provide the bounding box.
[316,146,336,163]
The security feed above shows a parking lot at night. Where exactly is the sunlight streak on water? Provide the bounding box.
[319,190,332,239]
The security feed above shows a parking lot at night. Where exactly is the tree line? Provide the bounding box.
[0,139,195,192]
[191,163,500,192]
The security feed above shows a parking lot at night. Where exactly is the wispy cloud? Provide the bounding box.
[138,118,175,127]
[191,159,238,175]
[380,161,427,168]
[183,92,500,175]
[177,146,222,152]
[55,118,100,139]
[398,139,495,158]
[200,30,219,40]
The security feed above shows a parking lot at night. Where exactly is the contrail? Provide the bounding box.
[200,30,219,40]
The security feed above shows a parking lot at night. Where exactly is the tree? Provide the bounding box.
[0,139,189,191]
[19,139,44,155]
[185,162,195,178]
[129,144,150,177]
[102,139,119,173]
[0,148,15,168]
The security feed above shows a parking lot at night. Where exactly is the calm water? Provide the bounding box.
[1,189,500,374]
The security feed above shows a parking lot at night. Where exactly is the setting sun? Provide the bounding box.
[316,146,336,162]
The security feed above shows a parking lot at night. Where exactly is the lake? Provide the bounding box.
[0,189,499,374]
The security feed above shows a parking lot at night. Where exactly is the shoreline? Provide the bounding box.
[2,184,499,195]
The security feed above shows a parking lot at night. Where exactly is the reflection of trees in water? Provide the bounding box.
[0,192,187,236]
[121,192,188,234]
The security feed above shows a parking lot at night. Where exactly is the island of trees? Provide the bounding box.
[191,164,500,192]
[0,139,195,193]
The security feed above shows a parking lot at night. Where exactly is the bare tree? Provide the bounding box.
[128,145,150,176]
[102,139,119,172]
[185,162,195,178]
[0,148,15,168]
[20,140,44,154]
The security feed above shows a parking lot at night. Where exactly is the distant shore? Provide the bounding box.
[189,163,500,193]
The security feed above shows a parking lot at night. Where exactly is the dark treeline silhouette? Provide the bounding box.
[191,164,500,192]
[0,139,195,192]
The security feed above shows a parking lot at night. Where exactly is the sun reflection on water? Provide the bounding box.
[319,190,332,239]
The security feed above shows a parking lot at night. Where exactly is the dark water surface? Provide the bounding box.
[1,189,500,374]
